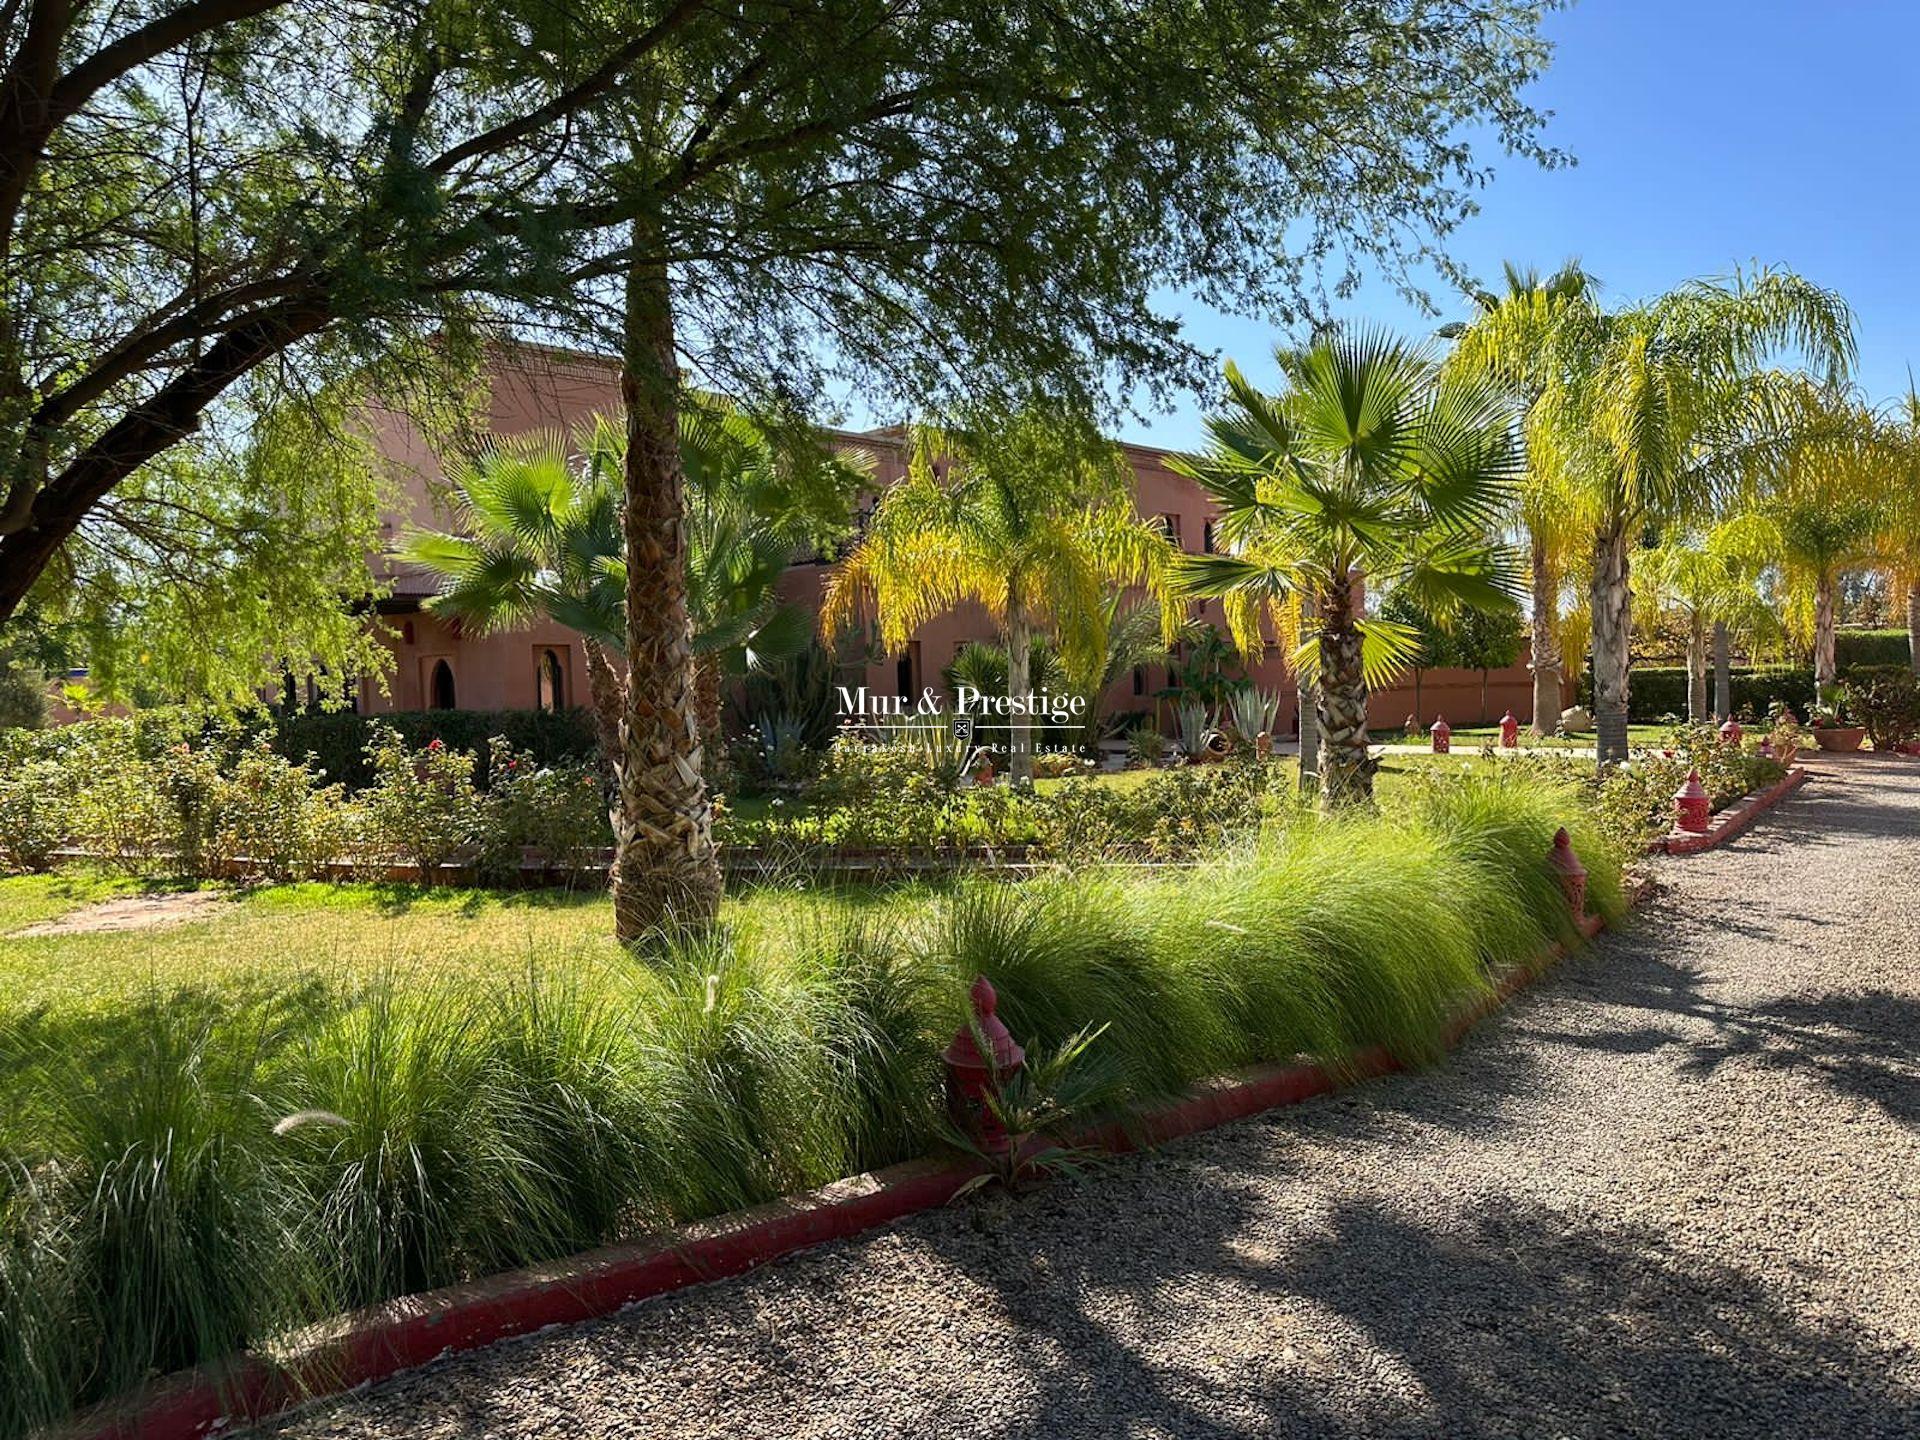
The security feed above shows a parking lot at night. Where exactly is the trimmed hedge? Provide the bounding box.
[265,707,599,789]
[1835,629,1912,670]
[1600,666,1814,722]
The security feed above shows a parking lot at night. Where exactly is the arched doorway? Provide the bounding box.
[429,659,456,711]
[536,648,565,712]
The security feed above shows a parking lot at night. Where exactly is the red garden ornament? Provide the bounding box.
[1547,826,1588,921]
[1500,710,1519,749]
[1719,717,1743,747]
[1431,714,1452,754]
[943,976,1025,1155]
[1674,769,1710,834]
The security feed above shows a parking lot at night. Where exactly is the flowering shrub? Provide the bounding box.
[1030,758,1278,861]
[0,756,74,871]
[354,729,486,872]
[477,738,609,879]
[214,740,349,881]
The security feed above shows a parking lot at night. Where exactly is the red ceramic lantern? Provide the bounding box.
[943,976,1025,1154]
[1431,714,1452,754]
[1674,769,1710,834]
[1547,826,1588,919]
[1499,710,1519,749]
[1719,717,1742,747]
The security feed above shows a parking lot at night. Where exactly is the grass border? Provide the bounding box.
[70,898,1633,1440]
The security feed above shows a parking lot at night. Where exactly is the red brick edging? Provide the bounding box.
[75,914,1620,1440]
[1651,765,1809,856]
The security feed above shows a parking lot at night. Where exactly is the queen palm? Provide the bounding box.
[1528,269,1855,764]
[1171,330,1525,807]
[822,410,1177,782]
[1635,527,1773,722]
[1445,261,1594,735]
[1720,385,1886,691]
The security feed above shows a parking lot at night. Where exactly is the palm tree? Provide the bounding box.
[1876,386,1920,675]
[1445,261,1595,735]
[1635,526,1774,722]
[1170,330,1525,807]
[400,406,862,940]
[1527,269,1855,764]
[1721,385,1886,692]
[822,409,1178,782]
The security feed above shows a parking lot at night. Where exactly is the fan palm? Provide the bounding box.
[1170,330,1525,807]
[1527,268,1855,763]
[822,410,1178,782]
[1445,260,1595,734]
[400,407,864,765]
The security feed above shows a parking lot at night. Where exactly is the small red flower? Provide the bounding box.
[426,738,444,752]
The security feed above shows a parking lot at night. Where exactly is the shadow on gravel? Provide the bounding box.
[915,1190,1920,1440]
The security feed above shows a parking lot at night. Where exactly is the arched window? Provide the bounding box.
[429,659,456,711]
[536,648,565,712]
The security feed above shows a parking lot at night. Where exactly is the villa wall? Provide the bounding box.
[360,344,1557,734]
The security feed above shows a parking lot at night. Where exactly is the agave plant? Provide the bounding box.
[1225,684,1281,744]
[1172,699,1214,759]
[877,714,985,793]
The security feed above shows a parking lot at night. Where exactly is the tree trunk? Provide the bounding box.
[1908,585,1920,676]
[581,637,626,802]
[1296,596,1319,795]
[1712,620,1732,721]
[1006,596,1033,783]
[1479,668,1489,725]
[1686,613,1708,723]
[1315,573,1372,807]
[1590,523,1633,768]
[1528,528,1562,735]
[607,232,722,942]
[694,654,727,788]
[1813,574,1837,690]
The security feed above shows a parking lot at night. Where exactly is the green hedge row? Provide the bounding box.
[1611,666,1814,721]
[1836,629,1913,670]
[265,707,599,789]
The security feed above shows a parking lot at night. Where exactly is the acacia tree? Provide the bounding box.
[0,0,1564,934]
[1529,271,1855,765]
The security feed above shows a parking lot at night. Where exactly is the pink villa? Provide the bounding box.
[360,344,1553,735]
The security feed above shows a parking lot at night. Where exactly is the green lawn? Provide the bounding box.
[1372,723,1670,750]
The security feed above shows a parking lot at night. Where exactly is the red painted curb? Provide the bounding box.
[1653,765,1808,856]
[73,903,1633,1440]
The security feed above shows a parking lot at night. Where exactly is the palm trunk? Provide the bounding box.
[1296,596,1318,794]
[1813,575,1837,690]
[1528,529,1562,735]
[608,228,722,942]
[1006,596,1033,784]
[1686,613,1708,723]
[1590,522,1633,768]
[1315,573,1371,807]
[694,654,727,788]
[1712,620,1732,721]
[582,637,626,805]
[1908,585,1920,676]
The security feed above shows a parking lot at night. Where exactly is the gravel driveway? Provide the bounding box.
[259,759,1920,1440]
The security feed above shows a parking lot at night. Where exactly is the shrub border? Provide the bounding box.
[76,911,1625,1440]
[1651,765,1809,856]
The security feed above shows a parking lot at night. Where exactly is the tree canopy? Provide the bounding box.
[0,0,1566,663]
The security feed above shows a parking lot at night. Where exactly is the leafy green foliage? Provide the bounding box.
[1842,669,1920,750]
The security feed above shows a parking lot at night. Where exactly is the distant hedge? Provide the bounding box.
[1835,629,1912,670]
[265,706,599,789]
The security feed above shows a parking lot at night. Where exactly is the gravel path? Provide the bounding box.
[260,760,1920,1440]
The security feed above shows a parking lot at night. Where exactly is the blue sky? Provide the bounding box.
[1115,0,1920,451]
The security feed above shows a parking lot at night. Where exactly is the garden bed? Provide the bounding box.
[72,875,1629,1440]
[2,775,1628,1439]
[1650,765,1810,855]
